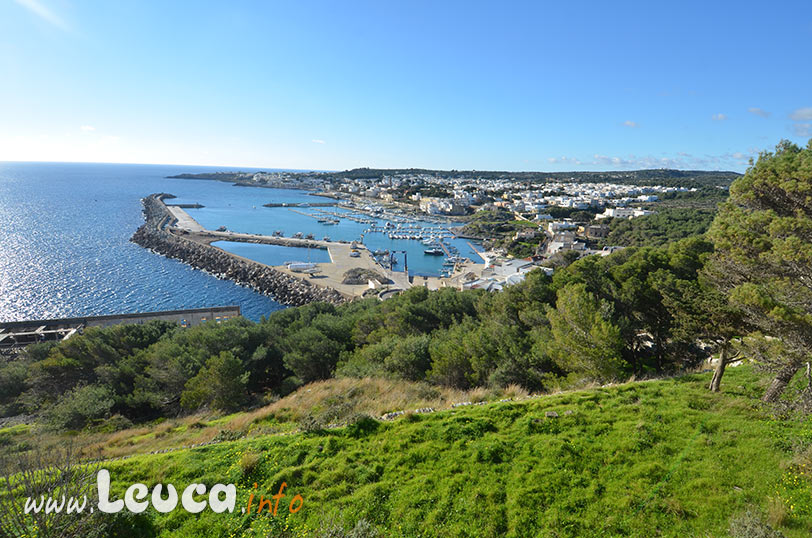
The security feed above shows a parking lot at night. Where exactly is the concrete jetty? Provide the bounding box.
[134,194,489,306]
[132,194,347,306]
[133,194,424,304]
[166,206,205,232]
[162,201,414,295]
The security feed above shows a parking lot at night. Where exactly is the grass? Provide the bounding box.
[0,378,528,463]
[83,366,812,537]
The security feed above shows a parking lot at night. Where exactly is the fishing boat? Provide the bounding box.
[424,247,444,256]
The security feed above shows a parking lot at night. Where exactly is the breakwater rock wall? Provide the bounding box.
[130,194,347,307]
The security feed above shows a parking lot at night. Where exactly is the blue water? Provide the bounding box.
[211,241,332,266]
[182,193,483,277]
[0,162,289,322]
[0,162,482,323]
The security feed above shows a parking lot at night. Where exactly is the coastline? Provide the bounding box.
[130,194,348,307]
[131,194,486,304]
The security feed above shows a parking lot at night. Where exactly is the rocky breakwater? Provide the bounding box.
[131,194,347,307]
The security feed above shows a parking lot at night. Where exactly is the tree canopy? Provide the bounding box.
[707,139,812,400]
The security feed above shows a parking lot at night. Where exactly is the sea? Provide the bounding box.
[0,162,482,322]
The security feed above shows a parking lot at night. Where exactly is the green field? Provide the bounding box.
[76,366,812,537]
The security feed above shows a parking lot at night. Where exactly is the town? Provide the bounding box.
[171,167,735,294]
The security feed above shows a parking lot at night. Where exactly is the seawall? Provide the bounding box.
[130,194,347,307]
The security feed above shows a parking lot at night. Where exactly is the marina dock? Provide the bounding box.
[263,202,336,208]
[166,204,413,297]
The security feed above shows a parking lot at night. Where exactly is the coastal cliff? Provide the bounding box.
[130,194,347,307]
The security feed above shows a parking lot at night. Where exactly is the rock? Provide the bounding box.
[545,411,559,418]
[131,194,347,307]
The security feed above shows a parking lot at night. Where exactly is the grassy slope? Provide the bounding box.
[0,379,527,462]
[97,367,812,537]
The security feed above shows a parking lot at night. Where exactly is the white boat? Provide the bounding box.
[287,262,317,272]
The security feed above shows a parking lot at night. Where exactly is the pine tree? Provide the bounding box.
[707,139,812,401]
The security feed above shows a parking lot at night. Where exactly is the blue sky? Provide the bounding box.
[1,0,811,172]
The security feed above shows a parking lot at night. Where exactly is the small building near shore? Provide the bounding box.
[0,306,241,351]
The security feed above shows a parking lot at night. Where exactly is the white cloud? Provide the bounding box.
[543,150,758,171]
[13,0,69,31]
[80,125,96,132]
[622,120,639,128]
[547,156,582,165]
[712,113,727,121]
[592,154,631,166]
[792,123,812,137]
[311,139,326,144]
[748,107,770,118]
[790,107,812,121]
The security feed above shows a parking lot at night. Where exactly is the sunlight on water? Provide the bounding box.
[0,162,286,322]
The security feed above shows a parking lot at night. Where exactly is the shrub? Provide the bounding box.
[729,508,786,538]
[384,335,431,381]
[212,429,245,443]
[92,414,134,433]
[346,414,380,438]
[180,351,249,412]
[297,414,325,433]
[239,451,261,475]
[317,518,379,538]
[0,362,29,412]
[43,384,115,431]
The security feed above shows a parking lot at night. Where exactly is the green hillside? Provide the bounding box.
[87,366,811,537]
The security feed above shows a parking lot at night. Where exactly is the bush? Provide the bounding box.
[180,351,249,412]
[239,451,261,475]
[346,414,380,438]
[0,362,29,412]
[43,385,115,431]
[317,518,379,538]
[92,414,134,433]
[385,335,431,381]
[729,508,785,538]
[212,429,245,443]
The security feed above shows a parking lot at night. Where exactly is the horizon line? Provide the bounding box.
[0,159,744,176]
